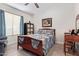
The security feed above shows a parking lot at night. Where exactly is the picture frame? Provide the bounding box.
[42,18,52,27]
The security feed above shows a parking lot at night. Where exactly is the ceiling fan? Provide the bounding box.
[25,3,39,8]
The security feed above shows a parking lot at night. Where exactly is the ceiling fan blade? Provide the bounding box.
[25,3,29,6]
[34,3,39,8]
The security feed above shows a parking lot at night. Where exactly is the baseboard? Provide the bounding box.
[7,42,17,46]
[56,41,64,44]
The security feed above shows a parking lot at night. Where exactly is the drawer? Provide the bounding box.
[64,35,74,41]
[74,36,79,42]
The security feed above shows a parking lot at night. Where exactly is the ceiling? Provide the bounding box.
[6,3,74,15]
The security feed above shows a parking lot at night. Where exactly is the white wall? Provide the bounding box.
[32,4,75,44]
[74,3,79,16]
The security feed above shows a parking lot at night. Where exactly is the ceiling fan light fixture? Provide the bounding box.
[34,3,39,8]
[25,3,29,5]
[25,3,39,8]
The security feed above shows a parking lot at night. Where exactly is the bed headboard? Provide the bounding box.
[38,28,55,35]
[37,28,56,44]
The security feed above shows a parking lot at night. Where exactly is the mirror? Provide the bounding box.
[75,14,79,51]
[77,19,79,29]
[75,14,79,31]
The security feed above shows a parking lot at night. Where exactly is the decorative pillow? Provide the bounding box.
[37,29,53,35]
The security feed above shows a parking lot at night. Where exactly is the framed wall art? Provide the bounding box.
[42,18,52,27]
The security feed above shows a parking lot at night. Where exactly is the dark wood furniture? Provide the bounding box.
[64,33,75,55]
[17,35,44,56]
[64,33,79,55]
[24,22,34,35]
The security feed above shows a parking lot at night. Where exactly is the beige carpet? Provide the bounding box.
[4,43,73,56]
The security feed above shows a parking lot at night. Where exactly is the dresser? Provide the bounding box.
[64,33,79,55]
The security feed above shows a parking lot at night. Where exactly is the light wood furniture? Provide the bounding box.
[64,33,79,55]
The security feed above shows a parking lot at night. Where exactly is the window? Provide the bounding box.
[13,14,20,35]
[5,12,20,36]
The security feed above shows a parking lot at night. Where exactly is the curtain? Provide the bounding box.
[20,16,24,35]
[0,10,6,36]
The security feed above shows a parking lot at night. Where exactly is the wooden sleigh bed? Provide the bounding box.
[17,36,44,55]
[17,29,56,56]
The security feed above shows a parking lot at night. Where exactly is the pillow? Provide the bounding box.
[46,32,52,35]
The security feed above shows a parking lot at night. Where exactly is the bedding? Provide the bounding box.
[32,33,54,55]
[31,38,40,49]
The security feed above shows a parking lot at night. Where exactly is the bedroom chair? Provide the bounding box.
[0,36,7,56]
[64,33,75,55]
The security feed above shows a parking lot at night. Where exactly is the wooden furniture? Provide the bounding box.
[24,22,34,35]
[64,33,75,55]
[64,33,79,55]
[17,35,44,56]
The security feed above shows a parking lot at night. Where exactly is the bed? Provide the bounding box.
[17,29,56,56]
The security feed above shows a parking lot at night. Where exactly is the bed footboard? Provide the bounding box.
[17,36,44,56]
